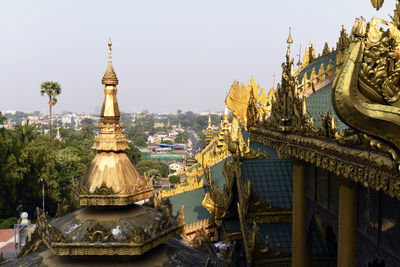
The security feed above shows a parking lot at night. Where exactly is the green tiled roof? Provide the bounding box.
[187,163,200,173]
[222,218,241,233]
[259,223,292,252]
[305,83,348,132]
[207,157,230,191]
[242,158,293,209]
[142,154,183,162]
[169,187,212,224]
[250,141,278,158]
[297,51,339,86]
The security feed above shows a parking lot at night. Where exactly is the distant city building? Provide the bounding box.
[168,161,185,174]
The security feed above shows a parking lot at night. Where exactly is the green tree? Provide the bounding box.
[125,142,142,166]
[81,118,94,126]
[14,120,37,146]
[40,81,61,137]
[169,175,180,184]
[0,112,6,125]
[197,131,207,149]
[134,136,147,147]
[162,139,174,145]
[136,160,169,178]
[175,131,189,144]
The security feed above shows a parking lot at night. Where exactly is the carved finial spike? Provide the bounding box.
[287,27,293,44]
[108,38,112,64]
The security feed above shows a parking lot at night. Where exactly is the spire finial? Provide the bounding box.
[102,38,118,85]
[287,27,293,44]
[108,38,112,65]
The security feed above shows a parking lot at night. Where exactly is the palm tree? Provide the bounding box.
[40,81,61,137]
[15,120,37,146]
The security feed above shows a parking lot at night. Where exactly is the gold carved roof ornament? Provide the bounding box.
[79,39,153,206]
[225,77,268,130]
[267,36,313,133]
[336,25,351,50]
[332,7,400,169]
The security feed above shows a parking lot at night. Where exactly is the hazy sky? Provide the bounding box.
[0,0,395,114]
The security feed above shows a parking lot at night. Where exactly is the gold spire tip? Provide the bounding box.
[287,27,293,44]
[102,38,118,85]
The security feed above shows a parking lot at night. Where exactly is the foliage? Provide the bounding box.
[175,131,189,143]
[197,131,207,150]
[125,142,142,166]
[134,136,147,147]
[40,81,61,136]
[168,175,181,184]
[161,139,174,145]
[136,160,169,179]
[81,118,94,126]
[0,123,96,219]
[0,217,18,229]
[0,112,6,125]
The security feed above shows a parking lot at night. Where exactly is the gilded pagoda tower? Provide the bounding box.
[36,39,183,258]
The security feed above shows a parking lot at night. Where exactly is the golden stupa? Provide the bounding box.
[79,38,153,206]
[36,39,183,257]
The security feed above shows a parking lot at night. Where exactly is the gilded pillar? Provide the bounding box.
[292,161,309,267]
[338,179,357,267]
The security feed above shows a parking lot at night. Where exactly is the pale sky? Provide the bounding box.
[0,0,395,114]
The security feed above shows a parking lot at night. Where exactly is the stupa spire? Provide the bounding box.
[102,38,119,86]
[99,38,121,125]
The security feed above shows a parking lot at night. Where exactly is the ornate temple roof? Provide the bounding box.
[305,83,347,132]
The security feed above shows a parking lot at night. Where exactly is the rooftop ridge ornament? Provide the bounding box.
[332,3,400,170]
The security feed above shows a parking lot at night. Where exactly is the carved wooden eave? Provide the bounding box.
[249,127,400,200]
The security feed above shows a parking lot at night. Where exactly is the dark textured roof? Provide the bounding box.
[305,83,348,132]
[257,220,335,256]
[169,187,212,224]
[250,141,278,158]
[207,157,230,191]
[309,218,337,256]
[242,158,293,209]
[222,218,241,233]
[259,223,292,252]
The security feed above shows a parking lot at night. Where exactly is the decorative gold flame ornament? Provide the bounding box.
[332,4,400,165]
[36,39,183,258]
